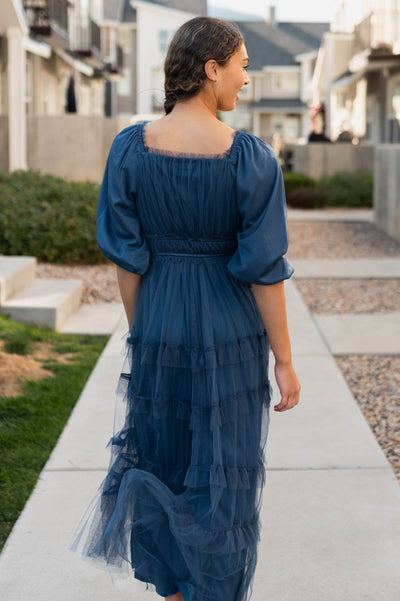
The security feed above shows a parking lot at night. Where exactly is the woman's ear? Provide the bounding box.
[204,59,218,83]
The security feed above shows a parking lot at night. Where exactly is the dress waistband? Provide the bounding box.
[146,236,237,257]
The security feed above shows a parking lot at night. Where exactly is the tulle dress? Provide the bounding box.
[69,121,294,601]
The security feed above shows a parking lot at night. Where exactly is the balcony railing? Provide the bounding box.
[104,45,124,76]
[91,19,101,54]
[70,19,101,58]
[23,0,68,38]
[117,44,123,70]
[353,10,400,55]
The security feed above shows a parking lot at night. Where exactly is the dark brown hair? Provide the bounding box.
[164,16,243,115]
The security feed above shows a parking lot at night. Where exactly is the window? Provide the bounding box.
[391,81,400,118]
[103,26,111,58]
[272,71,298,92]
[159,30,168,52]
[117,67,131,96]
[337,92,346,108]
[118,29,131,54]
[271,114,284,130]
[389,118,400,143]
[25,60,31,113]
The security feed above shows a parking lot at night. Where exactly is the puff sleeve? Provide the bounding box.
[96,127,150,275]
[227,134,294,285]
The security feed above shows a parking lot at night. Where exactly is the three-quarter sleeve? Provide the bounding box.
[227,135,294,285]
[96,127,150,275]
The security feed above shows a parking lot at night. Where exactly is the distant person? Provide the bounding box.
[336,130,353,142]
[308,131,331,142]
[70,16,300,601]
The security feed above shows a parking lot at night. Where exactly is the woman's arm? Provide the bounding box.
[251,281,300,412]
[116,265,142,329]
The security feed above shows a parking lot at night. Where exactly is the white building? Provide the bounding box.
[315,0,400,142]
[131,0,206,117]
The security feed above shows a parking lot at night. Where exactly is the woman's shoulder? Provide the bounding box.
[235,131,279,167]
[109,123,143,165]
[237,130,274,154]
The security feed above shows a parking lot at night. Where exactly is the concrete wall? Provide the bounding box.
[284,142,374,178]
[374,145,400,242]
[26,115,131,182]
[0,116,9,172]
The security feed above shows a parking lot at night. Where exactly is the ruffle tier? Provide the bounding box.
[126,330,269,371]
[70,329,272,601]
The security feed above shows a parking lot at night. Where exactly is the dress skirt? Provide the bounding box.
[69,122,294,601]
[70,240,272,601]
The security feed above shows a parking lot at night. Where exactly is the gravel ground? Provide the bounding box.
[335,355,400,482]
[287,221,400,258]
[295,279,400,314]
[35,220,400,481]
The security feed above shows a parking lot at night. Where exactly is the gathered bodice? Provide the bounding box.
[134,123,243,242]
[96,121,293,287]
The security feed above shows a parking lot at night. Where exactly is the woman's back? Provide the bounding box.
[137,121,241,239]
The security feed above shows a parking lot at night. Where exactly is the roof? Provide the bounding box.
[235,21,329,68]
[137,0,207,14]
[121,0,136,22]
[103,0,121,21]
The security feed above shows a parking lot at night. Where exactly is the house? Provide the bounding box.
[22,0,119,117]
[130,0,206,117]
[315,0,400,143]
[1,0,29,171]
[220,7,329,145]
[0,0,124,172]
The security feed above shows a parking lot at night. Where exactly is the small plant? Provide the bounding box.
[283,173,317,197]
[286,186,329,209]
[3,335,32,356]
[318,170,373,207]
[0,169,106,264]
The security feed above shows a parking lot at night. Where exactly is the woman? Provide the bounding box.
[70,16,300,601]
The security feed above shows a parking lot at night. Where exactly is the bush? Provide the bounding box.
[283,172,317,196]
[0,169,105,264]
[286,186,329,209]
[318,170,373,207]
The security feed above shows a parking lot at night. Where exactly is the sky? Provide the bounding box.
[208,0,341,23]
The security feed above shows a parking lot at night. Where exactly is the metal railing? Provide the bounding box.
[69,19,101,56]
[23,0,68,36]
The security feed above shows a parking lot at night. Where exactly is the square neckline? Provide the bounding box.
[140,121,241,160]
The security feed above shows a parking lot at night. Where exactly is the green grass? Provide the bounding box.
[0,314,108,552]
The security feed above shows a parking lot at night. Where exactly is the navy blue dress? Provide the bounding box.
[70,122,293,601]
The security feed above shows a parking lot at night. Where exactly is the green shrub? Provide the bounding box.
[0,169,105,264]
[286,186,329,209]
[283,172,317,196]
[318,170,373,207]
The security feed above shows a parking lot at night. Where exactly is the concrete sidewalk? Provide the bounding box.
[287,208,374,222]
[1,277,400,601]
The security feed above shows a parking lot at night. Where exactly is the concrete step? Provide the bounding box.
[314,312,400,354]
[0,256,37,304]
[0,278,83,331]
[60,303,124,335]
